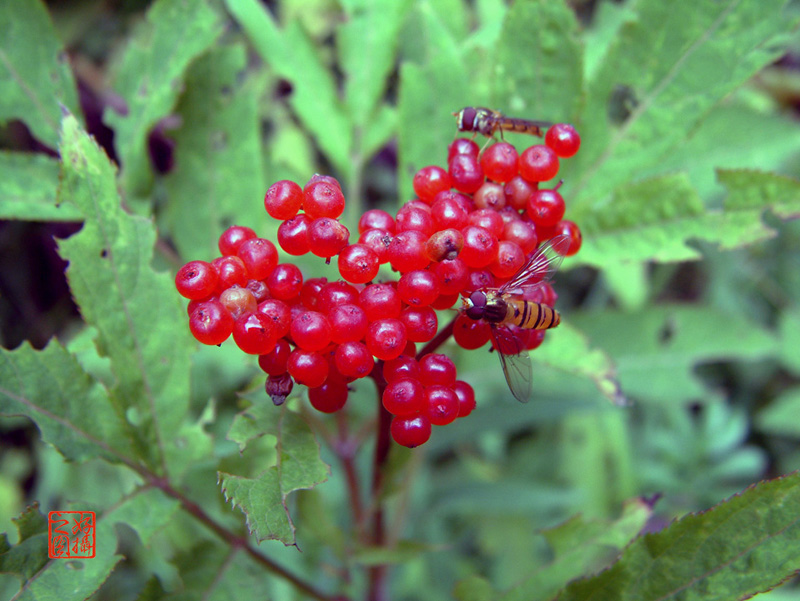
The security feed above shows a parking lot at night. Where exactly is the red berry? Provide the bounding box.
[329,304,368,343]
[480,142,519,183]
[308,218,350,258]
[303,180,346,219]
[387,230,430,273]
[308,380,348,413]
[219,286,257,319]
[473,182,507,211]
[266,373,294,406]
[219,225,257,256]
[526,189,565,227]
[233,312,277,355]
[383,378,425,416]
[395,205,434,236]
[431,191,470,230]
[524,329,546,350]
[334,341,373,379]
[454,380,476,417]
[545,123,581,158]
[390,414,431,448]
[246,279,270,302]
[460,226,499,269]
[257,298,292,338]
[359,283,401,320]
[237,238,279,280]
[338,244,380,284]
[397,270,440,307]
[317,281,360,314]
[550,220,582,256]
[448,153,484,194]
[468,209,504,238]
[425,385,459,426]
[278,214,311,256]
[383,356,420,383]
[300,277,328,310]
[504,175,536,212]
[430,293,459,310]
[212,255,249,289]
[189,299,234,345]
[419,353,456,387]
[453,313,491,349]
[431,258,469,294]
[412,165,451,204]
[267,263,303,300]
[359,209,396,234]
[287,349,329,388]
[366,318,407,361]
[290,311,332,351]
[400,306,438,343]
[358,229,393,264]
[306,174,341,189]
[425,229,464,262]
[264,180,303,220]
[448,138,480,161]
[503,221,538,255]
[490,240,525,279]
[176,260,219,300]
[464,269,495,293]
[258,339,291,375]
[519,145,559,183]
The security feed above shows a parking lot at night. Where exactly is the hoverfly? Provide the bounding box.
[453,107,552,140]
[461,235,569,403]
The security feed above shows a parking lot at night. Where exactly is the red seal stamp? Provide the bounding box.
[48,511,95,559]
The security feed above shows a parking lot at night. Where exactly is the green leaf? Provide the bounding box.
[571,0,798,208]
[570,305,777,404]
[105,0,224,204]
[0,151,81,221]
[338,0,412,123]
[225,0,352,173]
[161,43,266,261]
[493,0,583,124]
[220,403,329,545]
[501,498,652,601]
[352,540,441,566]
[0,503,48,582]
[756,387,800,438]
[532,321,626,406]
[573,172,791,267]
[557,473,800,601]
[583,0,636,81]
[779,307,800,374]
[56,114,205,479]
[454,575,497,601]
[0,0,80,149]
[0,341,135,464]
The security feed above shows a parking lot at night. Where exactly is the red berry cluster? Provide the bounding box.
[174,123,582,448]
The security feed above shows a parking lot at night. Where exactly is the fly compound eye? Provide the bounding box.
[462,107,477,130]
[465,291,486,320]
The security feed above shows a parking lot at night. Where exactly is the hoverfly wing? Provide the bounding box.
[499,235,570,295]
[490,325,532,403]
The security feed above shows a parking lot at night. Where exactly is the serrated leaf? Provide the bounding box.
[161,44,266,261]
[220,404,329,545]
[338,0,412,122]
[0,340,135,464]
[105,0,224,204]
[169,540,267,600]
[571,0,797,208]
[225,0,351,173]
[0,504,48,582]
[570,305,777,404]
[0,0,80,149]
[0,152,81,222]
[493,0,583,124]
[557,473,800,601]
[532,320,625,405]
[718,168,800,220]
[56,114,204,479]
[501,498,652,601]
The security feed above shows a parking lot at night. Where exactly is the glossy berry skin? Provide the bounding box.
[431,258,469,294]
[359,283,401,320]
[468,209,505,238]
[400,306,438,342]
[257,298,292,338]
[550,219,582,256]
[219,286,257,319]
[431,192,469,230]
[334,341,373,379]
[447,137,479,161]
[267,263,303,300]
[258,339,291,375]
[277,214,311,256]
[448,153,484,194]
[176,260,219,300]
[388,230,430,273]
[213,256,249,290]
[413,165,451,204]
[308,218,350,258]
[237,238,279,280]
[490,240,525,279]
[454,380,476,417]
[290,311,332,351]
[287,349,329,388]
[300,277,327,310]
[396,206,434,236]
[219,225,257,256]
[338,243,380,284]
[233,312,277,355]
[358,229,392,264]
[359,209,395,234]
[366,318,408,361]
[545,123,581,158]
[453,313,491,349]
[425,386,459,426]
[189,299,234,345]
[308,380,348,413]
[480,142,519,183]
[390,414,431,448]
[519,145,559,183]
[317,281,360,314]
[397,270,440,307]
[303,180,346,219]
[246,279,270,302]
[504,175,536,212]
[419,353,457,387]
[503,221,538,255]
[264,180,304,220]
[328,303,368,343]
[526,189,566,227]
[460,226,499,269]
[383,356,420,383]
[430,293,459,310]
[464,269,495,293]
[473,182,507,212]
[383,378,425,416]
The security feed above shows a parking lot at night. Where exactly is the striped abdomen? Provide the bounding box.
[504,299,560,330]
[496,117,549,137]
